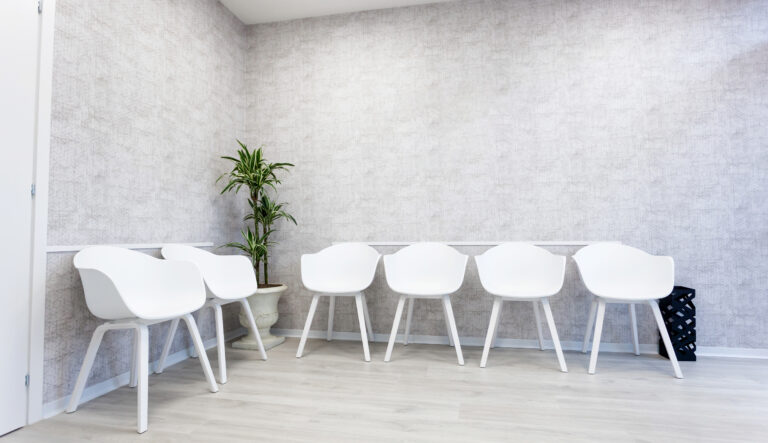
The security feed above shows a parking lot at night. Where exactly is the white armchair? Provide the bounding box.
[574,243,683,378]
[296,243,381,361]
[383,243,468,365]
[67,246,218,434]
[475,243,568,372]
[157,245,268,385]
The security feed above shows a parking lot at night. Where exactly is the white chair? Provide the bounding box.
[157,245,268,384]
[574,243,683,378]
[383,243,468,365]
[476,243,568,372]
[296,243,381,361]
[67,246,218,434]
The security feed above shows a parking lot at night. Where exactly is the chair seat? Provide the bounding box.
[391,289,454,298]
[303,285,371,294]
[207,286,256,301]
[589,288,667,301]
[128,291,206,320]
[485,285,561,299]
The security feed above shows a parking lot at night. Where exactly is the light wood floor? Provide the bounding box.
[6,338,768,442]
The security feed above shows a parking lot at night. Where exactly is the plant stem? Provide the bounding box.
[252,189,261,285]
[263,222,269,284]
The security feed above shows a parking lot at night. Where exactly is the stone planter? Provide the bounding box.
[233,284,287,351]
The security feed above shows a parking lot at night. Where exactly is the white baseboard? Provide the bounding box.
[42,328,247,419]
[695,346,768,359]
[272,328,768,359]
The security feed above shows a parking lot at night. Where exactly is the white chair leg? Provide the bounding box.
[296,294,320,358]
[213,303,227,384]
[588,299,606,375]
[650,301,684,379]
[354,293,371,362]
[481,296,502,368]
[240,299,268,361]
[404,298,414,345]
[582,298,598,353]
[532,301,545,350]
[362,294,374,342]
[541,298,568,372]
[66,324,108,413]
[384,295,406,362]
[442,301,455,347]
[629,303,640,356]
[135,325,149,434]
[189,312,198,359]
[327,295,335,341]
[129,328,139,388]
[181,314,219,393]
[442,296,464,366]
[156,318,179,374]
[492,302,503,349]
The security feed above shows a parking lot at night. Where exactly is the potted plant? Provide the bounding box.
[218,140,296,350]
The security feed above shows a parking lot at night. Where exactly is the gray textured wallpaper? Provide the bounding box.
[245,0,768,349]
[46,0,768,405]
[45,0,247,402]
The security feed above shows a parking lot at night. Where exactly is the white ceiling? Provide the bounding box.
[220,0,455,25]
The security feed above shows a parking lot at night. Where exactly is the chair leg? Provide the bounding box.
[135,325,149,434]
[384,295,406,362]
[629,303,640,356]
[492,302,503,349]
[582,298,598,353]
[66,324,108,413]
[362,293,374,342]
[213,303,227,384]
[404,298,414,345]
[442,296,464,366]
[588,299,606,374]
[481,296,502,368]
[189,312,198,359]
[354,293,371,362]
[156,318,179,374]
[650,300,684,379]
[327,295,335,341]
[240,299,268,361]
[442,301,455,347]
[541,298,568,372]
[532,301,545,351]
[296,294,320,358]
[181,314,219,393]
[129,328,139,388]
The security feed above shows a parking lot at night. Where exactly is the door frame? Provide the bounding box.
[27,0,57,425]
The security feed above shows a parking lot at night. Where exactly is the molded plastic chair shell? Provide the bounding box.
[73,246,206,320]
[475,243,566,298]
[301,243,382,293]
[574,243,682,378]
[161,244,257,300]
[573,243,674,301]
[383,242,468,296]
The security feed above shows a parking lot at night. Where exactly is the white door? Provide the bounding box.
[0,0,39,435]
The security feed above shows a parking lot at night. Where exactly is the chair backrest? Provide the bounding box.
[573,243,674,300]
[301,243,381,293]
[475,243,565,297]
[383,243,468,296]
[73,246,205,320]
[161,244,257,300]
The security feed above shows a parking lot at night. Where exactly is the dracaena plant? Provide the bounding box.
[218,140,296,286]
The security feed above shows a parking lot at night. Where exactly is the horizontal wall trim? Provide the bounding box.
[46,242,214,253]
[42,327,246,419]
[333,241,621,247]
[273,328,768,360]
